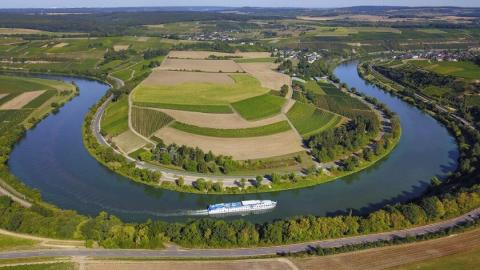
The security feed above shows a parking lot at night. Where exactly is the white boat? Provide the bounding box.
[207,200,277,215]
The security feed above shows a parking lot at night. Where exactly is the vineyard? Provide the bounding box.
[131,106,174,137]
[0,109,32,135]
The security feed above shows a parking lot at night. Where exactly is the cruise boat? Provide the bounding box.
[207,200,277,215]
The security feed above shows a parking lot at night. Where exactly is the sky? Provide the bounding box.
[0,0,479,9]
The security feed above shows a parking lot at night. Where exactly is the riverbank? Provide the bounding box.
[84,75,401,195]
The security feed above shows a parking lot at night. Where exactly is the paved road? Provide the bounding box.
[0,207,479,259]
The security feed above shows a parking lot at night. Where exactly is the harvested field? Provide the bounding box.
[142,70,234,86]
[0,93,8,101]
[155,127,303,160]
[111,130,147,154]
[293,227,480,270]
[0,90,45,110]
[238,62,291,90]
[85,258,296,270]
[158,58,243,73]
[113,45,130,51]
[137,37,150,42]
[168,50,271,59]
[53,42,68,48]
[157,108,287,129]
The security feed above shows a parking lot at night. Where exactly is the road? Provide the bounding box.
[0,207,479,259]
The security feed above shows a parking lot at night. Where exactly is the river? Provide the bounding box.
[8,62,458,223]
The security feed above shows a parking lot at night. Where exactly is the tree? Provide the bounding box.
[280,84,289,97]
[194,178,207,191]
[271,173,281,184]
[240,178,247,189]
[255,176,263,187]
[176,177,184,187]
[213,182,223,192]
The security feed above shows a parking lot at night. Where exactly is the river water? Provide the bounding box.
[8,62,458,222]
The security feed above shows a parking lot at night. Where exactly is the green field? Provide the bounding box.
[170,121,291,138]
[304,81,326,95]
[133,102,233,114]
[0,263,76,270]
[287,102,342,137]
[132,74,269,107]
[231,94,286,120]
[391,246,480,270]
[465,95,480,107]
[420,85,451,98]
[409,60,480,81]
[101,96,129,137]
[0,234,37,251]
[131,107,173,137]
[0,110,33,134]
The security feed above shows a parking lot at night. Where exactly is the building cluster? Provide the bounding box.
[184,31,238,42]
[393,50,477,62]
[273,49,323,63]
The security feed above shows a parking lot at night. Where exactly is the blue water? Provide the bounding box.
[8,62,458,222]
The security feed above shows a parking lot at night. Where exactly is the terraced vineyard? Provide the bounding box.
[131,107,174,137]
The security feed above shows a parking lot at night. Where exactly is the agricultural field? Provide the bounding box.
[131,106,174,137]
[170,121,291,138]
[238,62,291,90]
[408,60,480,81]
[101,96,129,137]
[155,126,303,160]
[0,75,75,134]
[304,80,326,95]
[111,130,148,154]
[132,74,269,108]
[287,102,343,137]
[158,58,244,72]
[231,94,286,120]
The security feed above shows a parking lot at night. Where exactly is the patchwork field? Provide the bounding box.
[287,102,343,137]
[113,44,130,51]
[155,127,303,160]
[142,70,234,85]
[239,62,291,90]
[0,90,45,109]
[158,58,243,72]
[167,50,271,59]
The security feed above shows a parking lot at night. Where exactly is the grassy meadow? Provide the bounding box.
[231,94,286,120]
[0,234,38,251]
[101,96,129,137]
[287,102,342,137]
